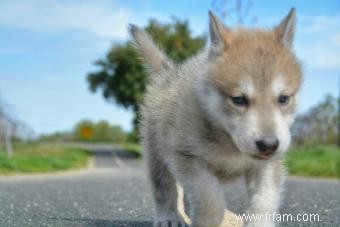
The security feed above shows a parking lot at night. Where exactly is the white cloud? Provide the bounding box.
[298,44,340,70]
[296,14,340,72]
[0,0,133,40]
[331,32,340,48]
[299,15,340,34]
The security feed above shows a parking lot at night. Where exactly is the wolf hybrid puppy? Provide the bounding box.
[129,8,302,227]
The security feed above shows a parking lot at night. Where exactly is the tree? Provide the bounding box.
[292,95,339,145]
[0,110,13,156]
[0,97,30,156]
[211,0,257,25]
[87,19,205,133]
[0,97,23,156]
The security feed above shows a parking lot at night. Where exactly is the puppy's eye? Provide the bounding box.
[231,96,248,106]
[278,95,290,105]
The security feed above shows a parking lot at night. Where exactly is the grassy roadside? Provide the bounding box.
[285,145,340,179]
[121,143,142,157]
[2,142,337,178]
[120,143,340,179]
[0,143,90,174]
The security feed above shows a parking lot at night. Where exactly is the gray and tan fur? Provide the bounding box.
[129,8,302,227]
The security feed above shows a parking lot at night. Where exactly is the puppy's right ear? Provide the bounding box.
[129,24,172,75]
[208,11,233,57]
[274,8,296,49]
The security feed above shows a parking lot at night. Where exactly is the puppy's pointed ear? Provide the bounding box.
[208,11,233,57]
[274,8,296,48]
[129,24,172,74]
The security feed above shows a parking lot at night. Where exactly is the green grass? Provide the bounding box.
[285,145,340,179]
[121,143,142,157]
[0,143,90,174]
[120,143,340,179]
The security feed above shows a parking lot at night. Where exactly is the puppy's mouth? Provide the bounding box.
[249,154,272,160]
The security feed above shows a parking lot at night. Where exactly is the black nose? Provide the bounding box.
[256,139,279,155]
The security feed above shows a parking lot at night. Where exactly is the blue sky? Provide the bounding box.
[0,0,339,136]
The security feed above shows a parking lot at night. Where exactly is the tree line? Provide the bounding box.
[292,95,339,146]
[38,120,130,143]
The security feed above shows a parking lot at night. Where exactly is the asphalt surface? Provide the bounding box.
[0,146,339,227]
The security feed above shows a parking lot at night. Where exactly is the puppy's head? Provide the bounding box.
[198,9,302,160]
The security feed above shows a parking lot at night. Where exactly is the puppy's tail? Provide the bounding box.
[129,24,173,75]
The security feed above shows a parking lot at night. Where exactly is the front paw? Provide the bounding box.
[154,219,188,227]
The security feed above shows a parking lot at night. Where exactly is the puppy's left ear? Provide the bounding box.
[274,8,296,48]
[209,11,233,57]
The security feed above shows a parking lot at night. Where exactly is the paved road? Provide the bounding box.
[0,146,339,227]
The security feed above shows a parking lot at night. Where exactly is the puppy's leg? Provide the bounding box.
[183,190,191,218]
[176,159,225,227]
[245,161,285,227]
[147,151,186,227]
